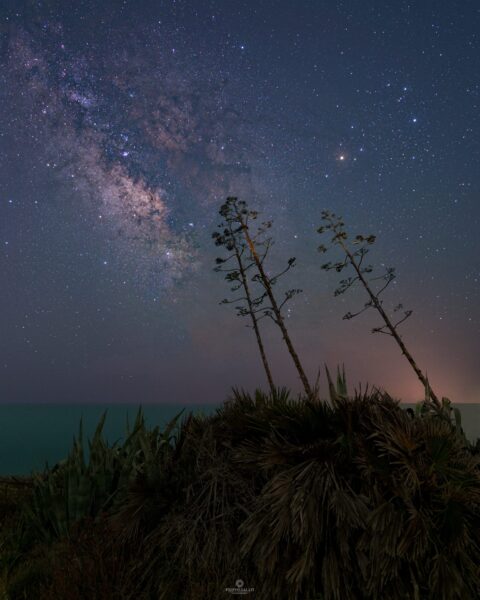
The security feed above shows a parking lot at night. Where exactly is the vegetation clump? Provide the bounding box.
[1,383,479,599]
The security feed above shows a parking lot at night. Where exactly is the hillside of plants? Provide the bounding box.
[0,382,479,599]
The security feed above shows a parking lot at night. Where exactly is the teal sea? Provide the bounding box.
[0,404,217,475]
[0,403,479,475]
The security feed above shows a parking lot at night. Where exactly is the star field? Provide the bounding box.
[0,0,479,404]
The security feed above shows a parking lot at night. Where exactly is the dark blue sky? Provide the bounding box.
[0,0,478,403]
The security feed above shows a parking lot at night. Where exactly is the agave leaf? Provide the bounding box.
[161,408,186,445]
[453,407,462,430]
[92,410,108,444]
[336,364,348,397]
[324,364,338,404]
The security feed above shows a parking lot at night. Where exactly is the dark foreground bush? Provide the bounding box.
[4,388,480,599]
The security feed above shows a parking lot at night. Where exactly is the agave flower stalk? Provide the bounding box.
[317,210,439,407]
[213,197,314,398]
[226,197,313,399]
[213,203,276,397]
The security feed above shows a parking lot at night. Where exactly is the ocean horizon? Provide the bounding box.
[1,402,479,476]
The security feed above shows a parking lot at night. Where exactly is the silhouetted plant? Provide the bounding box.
[213,197,312,398]
[317,210,440,407]
[20,407,184,545]
[212,197,276,396]
[5,393,480,599]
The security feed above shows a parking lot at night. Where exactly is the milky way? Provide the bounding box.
[2,17,263,288]
[0,1,479,404]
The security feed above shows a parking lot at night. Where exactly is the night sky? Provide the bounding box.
[1,1,478,404]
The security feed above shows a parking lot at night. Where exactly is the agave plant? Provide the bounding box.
[4,408,185,599]
[19,408,185,544]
